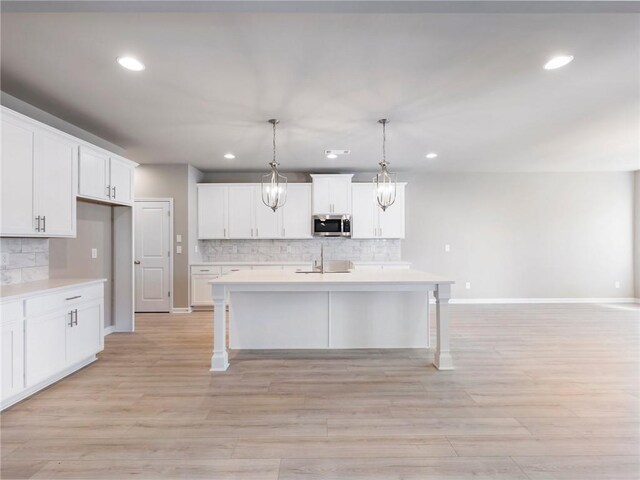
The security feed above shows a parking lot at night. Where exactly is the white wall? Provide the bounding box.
[403,172,635,300]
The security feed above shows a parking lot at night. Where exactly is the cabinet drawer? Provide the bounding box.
[222,265,251,275]
[281,264,313,272]
[1,301,23,324]
[191,266,222,275]
[25,284,103,318]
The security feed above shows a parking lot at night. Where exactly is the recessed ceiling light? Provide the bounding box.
[543,55,574,70]
[116,56,145,71]
[425,152,438,159]
[326,153,338,159]
[224,153,236,160]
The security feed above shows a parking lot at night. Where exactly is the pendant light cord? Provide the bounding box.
[272,120,277,165]
[382,120,386,165]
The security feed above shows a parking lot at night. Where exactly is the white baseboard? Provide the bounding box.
[172,307,193,314]
[103,325,116,336]
[438,297,638,305]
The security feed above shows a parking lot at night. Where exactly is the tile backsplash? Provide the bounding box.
[1,238,49,286]
[199,238,401,263]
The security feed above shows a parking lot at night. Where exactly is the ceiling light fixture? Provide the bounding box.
[224,153,236,160]
[425,152,438,159]
[543,55,574,70]
[261,119,287,212]
[372,119,397,212]
[116,56,145,71]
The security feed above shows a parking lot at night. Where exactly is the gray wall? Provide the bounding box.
[49,202,114,326]
[188,164,205,264]
[635,171,640,299]
[1,92,125,155]
[135,164,191,309]
[402,172,635,300]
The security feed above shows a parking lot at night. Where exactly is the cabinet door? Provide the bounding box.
[228,185,254,238]
[25,311,67,387]
[254,186,281,238]
[33,128,77,237]
[329,176,352,214]
[1,319,25,402]
[66,302,103,366]
[1,114,35,235]
[312,177,331,214]
[78,146,109,200]
[109,157,133,204]
[191,275,217,306]
[282,184,312,238]
[198,185,227,239]
[378,184,405,238]
[351,183,377,239]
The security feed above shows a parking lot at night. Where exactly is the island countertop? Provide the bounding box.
[209,269,454,285]
[0,278,107,301]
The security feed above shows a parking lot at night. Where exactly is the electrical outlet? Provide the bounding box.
[287,245,292,254]
[232,245,238,254]
[176,234,182,243]
[194,245,198,253]
[445,244,451,253]
[614,281,620,289]
[176,245,182,254]
[91,248,98,259]
[465,282,471,289]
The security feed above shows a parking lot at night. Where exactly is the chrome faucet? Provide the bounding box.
[314,244,325,274]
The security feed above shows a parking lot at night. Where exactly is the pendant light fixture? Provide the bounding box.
[261,119,287,212]
[373,119,397,211]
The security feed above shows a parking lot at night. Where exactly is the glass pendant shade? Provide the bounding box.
[262,166,287,212]
[261,119,287,212]
[373,119,397,211]
[374,165,397,211]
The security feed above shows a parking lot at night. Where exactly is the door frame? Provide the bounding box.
[134,198,174,313]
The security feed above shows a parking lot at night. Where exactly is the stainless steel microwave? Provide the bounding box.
[312,214,351,237]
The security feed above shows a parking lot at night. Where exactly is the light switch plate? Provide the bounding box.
[91,248,98,259]
[176,234,182,243]
[176,246,182,254]
[445,244,450,252]
[614,281,620,289]
[465,282,471,289]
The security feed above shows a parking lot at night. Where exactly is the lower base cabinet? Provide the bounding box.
[1,281,105,410]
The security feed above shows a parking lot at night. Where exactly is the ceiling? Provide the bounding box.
[1,3,639,172]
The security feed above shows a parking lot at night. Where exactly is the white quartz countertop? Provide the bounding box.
[192,261,313,266]
[209,269,453,285]
[0,278,106,301]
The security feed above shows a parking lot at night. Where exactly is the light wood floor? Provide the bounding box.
[1,303,639,479]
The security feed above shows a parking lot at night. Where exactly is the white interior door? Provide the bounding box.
[135,201,171,312]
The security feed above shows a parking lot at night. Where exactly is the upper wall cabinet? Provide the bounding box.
[311,174,353,214]
[78,146,135,205]
[197,183,312,240]
[352,182,406,239]
[1,108,77,237]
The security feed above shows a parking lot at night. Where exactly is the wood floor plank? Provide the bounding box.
[512,455,640,480]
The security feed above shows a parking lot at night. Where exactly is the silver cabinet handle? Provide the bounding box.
[134,261,141,265]
[42,216,46,232]
[200,269,210,272]
[68,311,74,327]
[73,309,78,326]
[223,228,227,238]
[106,185,111,198]
[35,216,41,232]
[256,228,259,237]
[65,295,82,301]
[112,186,116,198]
[250,228,254,237]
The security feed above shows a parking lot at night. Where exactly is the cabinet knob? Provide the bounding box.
[134,260,141,265]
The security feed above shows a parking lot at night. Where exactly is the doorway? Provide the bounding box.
[134,199,173,312]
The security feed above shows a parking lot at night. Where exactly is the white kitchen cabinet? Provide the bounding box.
[254,186,280,239]
[1,108,77,237]
[78,146,110,200]
[198,185,228,239]
[198,183,312,240]
[25,310,68,387]
[1,113,35,235]
[66,301,103,366]
[109,156,134,204]
[1,302,24,403]
[33,129,77,236]
[1,280,106,410]
[281,184,312,238]
[78,146,136,206]
[191,266,222,307]
[228,185,255,238]
[352,182,406,239]
[311,174,353,214]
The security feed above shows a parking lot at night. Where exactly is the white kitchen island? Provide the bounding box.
[209,270,454,372]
